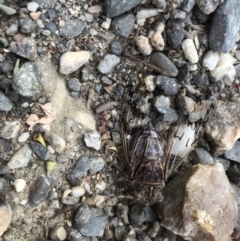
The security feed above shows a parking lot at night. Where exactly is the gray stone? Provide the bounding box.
[156,75,179,95]
[32,0,57,8]
[181,0,196,12]
[209,0,240,52]
[10,37,37,61]
[105,0,141,18]
[68,78,81,92]
[19,18,37,34]
[0,139,11,159]
[8,145,32,169]
[59,19,86,39]
[1,121,21,140]
[62,196,78,205]
[153,0,166,9]
[111,13,135,38]
[0,4,16,15]
[190,147,215,165]
[150,52,178,77]
[44,131,66,153]
[12,62,42,99]
[115,226,129,241]
[29,141,50,161]
[197,0,224,15]
[6,24,18,36]
[153,95,170,114]
[97,54,120,74]
[56,153,69,163]
[225,141,240,163]
[0,91,13,111]
[163,108,178,123]
[214,157,230,170]
[110,41,123,56]
[90,157,105,173]
[67,156,91,186]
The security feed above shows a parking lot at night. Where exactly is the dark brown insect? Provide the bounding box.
[121,95,216,205]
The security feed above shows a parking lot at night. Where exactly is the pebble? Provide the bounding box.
[67,156,91,186]
[181,39,198,64]
[90,157,105,173]
[111,14,135,38]
[182,0,196,12]
[13,179,26,192]
[33,0,57,8]
[1,121,21,140]
[153,0,166,9]
[6,24,18,36]
[202,50,219,71]
[153,95,170,114]
[110,41,123,56]
[163,108,178,123]
[27,2,39,12]
[115,226,128,240]
[209,0,240,52]
[50,226,67,241]
[18,132,30,143]
[44,131,66,154]
[97,54,120,74]
[62,196,78,205]
[10,37,37,61]
[190,147,215,165]
[224,141,240,163]
[136,35,152,55]
[30,141,50,161]
[105,0,141,18]
[197,0,223,15]
[56,153,69,163]
[156,75,179,95]
[28,174,56,208]
[150,31,165,51]
[136,8,158,19]
[0,91,13,111]
[193,5,210,23]
[214,157,230,171]
[235,50,240,60]
[0,4,16,15]
[13,62,42,99]
[0,199,12,236]
[41,29,51,36]
[101,17,111,29]
[59,51,90,75]
[0,139,11,159]
[71,186,85,198]
[74,203,108,236]
[8,145,32,169]
[166,19,184,50]
[19,18,37,34]
[59,19,86,38]
[144,75,156,92]
[67,78,81,91]
[95,180,106,191]
[150,52,178,77]
[85,13,94,23]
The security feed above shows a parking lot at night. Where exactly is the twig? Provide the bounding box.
[124,51,166,75]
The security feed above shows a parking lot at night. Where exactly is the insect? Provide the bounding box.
[121,90,217,205]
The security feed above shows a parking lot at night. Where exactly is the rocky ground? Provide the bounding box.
[0,0,240,240]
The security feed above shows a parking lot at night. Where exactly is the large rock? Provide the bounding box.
[105,0,141,18]
[157,164,237,241]
[205,101,240,156]
[209,0,240,52]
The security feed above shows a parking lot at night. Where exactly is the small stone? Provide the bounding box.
[97,54,120,74]
[112,131,121,145]
[44,131,66,153]
[106,0,141,18]
[156,75,179,95]
[50,226,67,241]
[62,196,78,205]
[181,39,199,64]
[19,18,37,34]
[0,178,8,194]
[150,52,178,77]
[6,24,18,36]
[111,13,135,38]
[110,41,123,56]
[27,2,39,12]
[59,19,86,38]
[0,91,13,111]
[85,13,94,23]
[136,8,158,19]
[130,203,158,226]
[202,50,219,71]
[209,0,240,52]
[8,145,32,169]
[41,30,51,36]
[153,95,170,114]
[136,35,152,55]
[150,32,165,51]
[224,141,240,163]
[96,180,106,191]
[10,37,37,61]
[71,186,85,198]
[32,0,57,8]
[101,18,111,29]
[166,19,184,50]
[153,0,166,9]
[0,199,12,236]
[30,141,50,161]
[182,0,197,12]
[0,139,11,159]
[214,157,230,171]
[56,154,69,163]
[67,78,81,91]
[30,11,41,21]
[59,51,90,75]
[197,0,224,15]
[0,4,16,15]
[13,179,26,192]
[163,108,178,123]
[193,5,210,23]
[115,226,129,241]
[90,157,105,173]
[235,50,240,61]
[18,132,30,143]
[144,75,156,92]
[190,147,215,165]
[67,156,91,186]
[1,121,21,140]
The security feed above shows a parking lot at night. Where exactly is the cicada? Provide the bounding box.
[121,91,217,205]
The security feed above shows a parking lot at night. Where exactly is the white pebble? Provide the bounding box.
[18,132,30,143]
[144,75,156,92]
[71,186,85,198]
[101,18,111,29]
[13,179,26,192]
[95,180,106,191]
[137,19,145,26]
[85,13,94,22]
[21,102,29,108]
[136,35,152,55]
[151,31,165,51]
[84,130,101,151]
[47,145,55,154]
[137,8,158,20]
[181,39,199,64]
[27,2,39,12]
[202,50,219,71]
